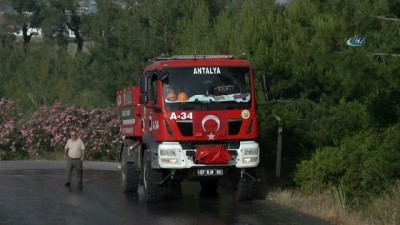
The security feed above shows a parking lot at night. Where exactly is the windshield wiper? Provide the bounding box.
[178,106,195,110]
[189,99,212,110]
[224,102,249,109]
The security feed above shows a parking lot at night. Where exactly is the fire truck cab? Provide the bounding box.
[117,55,260,202]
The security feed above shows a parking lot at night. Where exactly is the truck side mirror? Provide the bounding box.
[261,74,271,101]
[140,76,148,94]
[139,94,148,104]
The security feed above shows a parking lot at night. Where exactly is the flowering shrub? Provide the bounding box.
[20,102,90,156]
[2,99,121,161]
[81,108,121,160]
[0,98,26,160]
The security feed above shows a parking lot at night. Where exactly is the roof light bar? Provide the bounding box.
[151,55,236,61]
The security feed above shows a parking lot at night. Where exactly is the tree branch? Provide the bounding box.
[359,10,400,22]
[368,53,400,57]
[375,15,400,22]
[335,51,400,57]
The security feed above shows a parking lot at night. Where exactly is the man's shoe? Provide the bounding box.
[64,182,70,186]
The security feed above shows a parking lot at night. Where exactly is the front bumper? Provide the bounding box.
[157,141,259,169]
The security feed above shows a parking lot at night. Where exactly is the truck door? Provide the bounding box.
[141,73,161,136]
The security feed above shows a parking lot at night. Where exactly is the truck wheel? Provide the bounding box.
[143,150,164,202]
[200,179,219,194]
[121,146,139,192]
[234,176,255,201]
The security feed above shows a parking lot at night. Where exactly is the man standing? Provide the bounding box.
[64,130,85,187]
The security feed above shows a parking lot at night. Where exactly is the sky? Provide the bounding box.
[275,0,291,5]
[79,0,98,14]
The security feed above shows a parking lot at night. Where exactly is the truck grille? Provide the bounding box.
[228,120,242,135]
[177,121,193,136]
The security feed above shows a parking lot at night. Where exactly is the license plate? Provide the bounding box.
[197,169,224,176]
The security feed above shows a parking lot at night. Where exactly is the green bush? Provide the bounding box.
[295,126,400,202]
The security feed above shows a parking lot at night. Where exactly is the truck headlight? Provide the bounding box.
[160,149,178,156]
[243,148,259,156]
[158,146,181,165]
[242,147,259,164]
[237,141,259,167]
[243,157,258,163]
[160,158,179,164]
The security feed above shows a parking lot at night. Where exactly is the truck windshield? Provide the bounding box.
[162,67,251,111]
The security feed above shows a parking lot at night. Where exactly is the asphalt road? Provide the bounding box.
[0,161,333,225]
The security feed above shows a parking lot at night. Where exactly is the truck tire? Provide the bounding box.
[121,146,139,192]
[143,150,164,202]
[234,175,255,201]
[200,179,219,194]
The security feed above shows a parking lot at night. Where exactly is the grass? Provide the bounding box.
[266,183,400,225]
[365,183,400,225]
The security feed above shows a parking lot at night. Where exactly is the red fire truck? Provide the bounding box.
[117,55,260,202]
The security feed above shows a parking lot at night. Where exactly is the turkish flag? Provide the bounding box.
[193,115,227,139]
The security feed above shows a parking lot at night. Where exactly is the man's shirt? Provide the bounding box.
[65,138,85,159]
